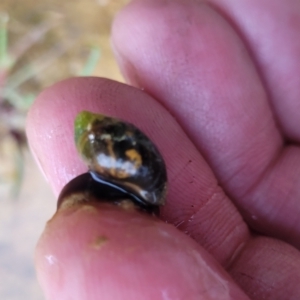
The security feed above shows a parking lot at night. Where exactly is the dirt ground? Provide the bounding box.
[0,0,128,298]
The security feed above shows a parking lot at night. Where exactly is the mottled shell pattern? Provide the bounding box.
[75,111,167,207]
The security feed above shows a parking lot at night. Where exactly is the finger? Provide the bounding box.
[27,80,300,300]
[111,0,300,248]
[36,199,249,300]
[209,0,300,142]
[229,237,300,300]
[27,78,300,299]
[26,77,249,266]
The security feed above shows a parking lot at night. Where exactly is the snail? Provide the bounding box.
[58,111,167,214]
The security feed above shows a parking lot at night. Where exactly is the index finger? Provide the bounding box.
[26,78,300,300]
[26,77,248,266]
[27,78,250,300]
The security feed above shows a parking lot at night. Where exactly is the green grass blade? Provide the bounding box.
[0,12,13,69]
[79,47,101,76]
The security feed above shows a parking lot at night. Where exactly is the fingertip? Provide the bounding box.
[26,78,88,196]
[35,201,249,300]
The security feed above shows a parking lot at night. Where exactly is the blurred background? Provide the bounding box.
[0,0,128,298]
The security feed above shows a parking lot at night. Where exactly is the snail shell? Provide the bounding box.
[75,111,167,207]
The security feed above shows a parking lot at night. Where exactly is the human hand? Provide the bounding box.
[26,0,300,299]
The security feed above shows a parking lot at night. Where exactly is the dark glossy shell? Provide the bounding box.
[75,111,167,207]
[57,172,160,215]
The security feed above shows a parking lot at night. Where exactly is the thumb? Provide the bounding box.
[35,175,249,300]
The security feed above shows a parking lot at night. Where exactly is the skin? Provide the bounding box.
[26,0,300,299]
